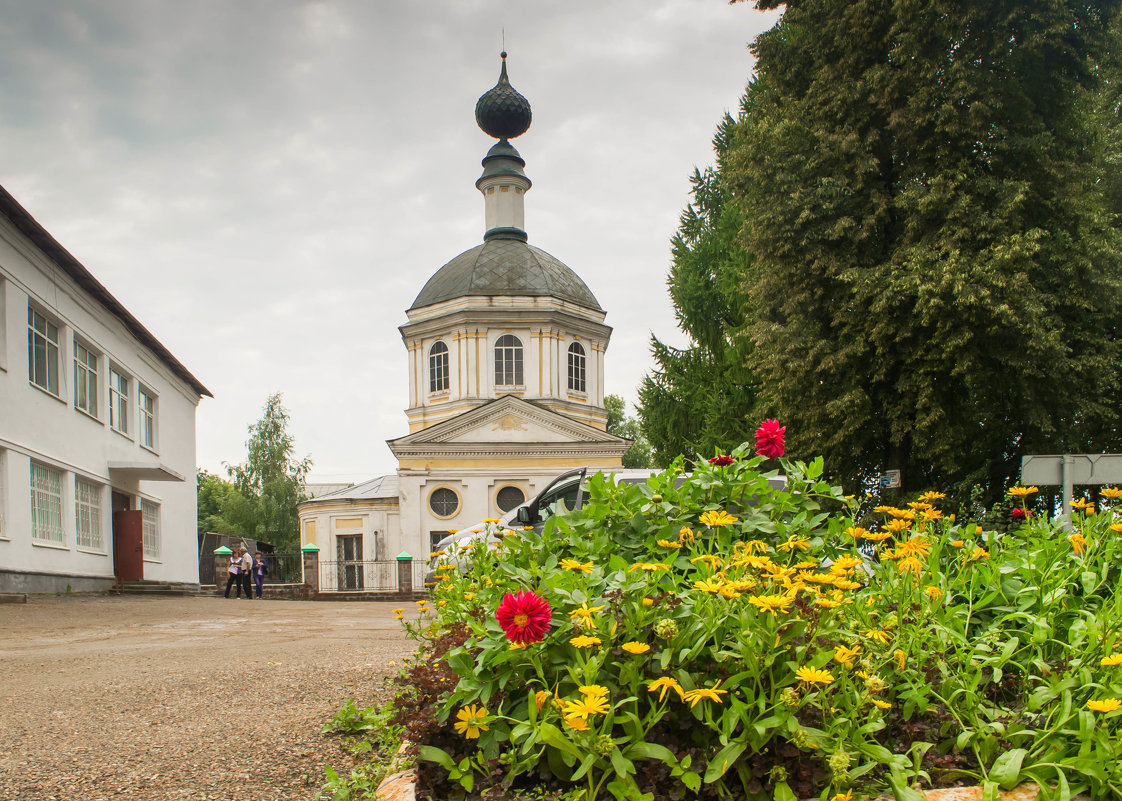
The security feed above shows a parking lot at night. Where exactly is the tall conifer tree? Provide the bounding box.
[728,0,1122,498]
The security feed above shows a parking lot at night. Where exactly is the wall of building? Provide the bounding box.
[0,215,202,593]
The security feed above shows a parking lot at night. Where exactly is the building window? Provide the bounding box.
[75,477,103,550]
[567,342,586,392]
[110,367,129,434]
[29,462,64,544]
[141,499,160,558]
[139,388,157,449]
[428,487,460,518]
[494,334,523,386]
[74,341,99,416]
[429,341,449,392]
[429,531,449,554]
[496,485,526,513]
[27,306,60,395]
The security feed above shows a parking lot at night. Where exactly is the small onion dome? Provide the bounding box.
[475,52,532,140]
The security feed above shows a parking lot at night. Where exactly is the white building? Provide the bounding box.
[299,55,629,582]
[0,183,211,593]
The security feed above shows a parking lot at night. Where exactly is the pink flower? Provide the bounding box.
[754,419,786,459]
[495,590,552,644]
[708,454,734,467]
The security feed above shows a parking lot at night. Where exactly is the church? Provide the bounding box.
[297,55,629,581]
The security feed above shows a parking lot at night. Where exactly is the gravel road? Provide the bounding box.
[0,595,413,801]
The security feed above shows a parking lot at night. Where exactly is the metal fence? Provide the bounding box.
[320,559,404,592]
[262,552,303,585]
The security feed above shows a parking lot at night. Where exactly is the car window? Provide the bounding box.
[538,480,581,523]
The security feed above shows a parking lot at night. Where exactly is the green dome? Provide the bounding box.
[475,53,532,140]
[410,237,602,312]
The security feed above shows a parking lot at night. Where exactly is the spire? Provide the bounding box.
[474,53,532,242]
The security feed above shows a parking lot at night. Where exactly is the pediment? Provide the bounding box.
[388,396,628,451]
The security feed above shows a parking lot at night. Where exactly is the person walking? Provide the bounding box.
[223,551,242,598]
[240,547,254,599]
[252,553,268,599]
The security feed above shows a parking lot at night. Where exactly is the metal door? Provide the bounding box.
[336,534,363,590]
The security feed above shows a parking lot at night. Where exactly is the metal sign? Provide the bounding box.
[1020,454,1122,524]
[878,470,901,489]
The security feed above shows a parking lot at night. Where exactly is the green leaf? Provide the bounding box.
[703,740,746,783]
[610,748,636,778]
[624,741,677,765]
[418,745,455,771]
[538,722,584,760]
[991,744,1027,789]
[772,781,797,801]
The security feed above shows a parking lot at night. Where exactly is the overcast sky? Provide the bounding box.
[0,1,781,483]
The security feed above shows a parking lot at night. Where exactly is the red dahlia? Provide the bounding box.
[1012,507,1028,520]
[754,419,786,459]
[495,590,552,644]
[708,454,734,467]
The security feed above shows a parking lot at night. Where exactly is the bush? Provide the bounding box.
[398,443,1122,801]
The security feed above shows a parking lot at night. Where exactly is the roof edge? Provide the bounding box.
[0,183,212,398]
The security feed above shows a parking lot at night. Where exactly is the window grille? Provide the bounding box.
[141,499,160,558]
[494,334,523,386]
[28,306,59,395]
[75,477,102,550]
[30,462,63,544]
[429,341,449,392]
[428,487,459,517]
[567,342,586,392]
[496,485,526,513]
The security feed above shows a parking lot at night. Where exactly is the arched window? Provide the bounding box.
[567,342,586,392]
[494,334,523,386]
[429,341,449,393]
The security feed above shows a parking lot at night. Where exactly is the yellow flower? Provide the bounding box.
[884,518,910,533]
[1111,523,1122,533]
[815,598,842,609]
[897,556,924,576]
[894,649,907,670]
[648,676,684,702]
[950,540,965,548]
[534,690,550,711]
[560,558,594,573]
[871,699,892,710]
[690,554,724,568]
[1008,486,1039,497]
[830,555,862,573]
[482,518,500,523]
[678,526,696,544]
[873,505,897,514]
[509,641,528,651]
[845,527,871,539]
[863,629,891,644]
[1071,498,1094,511]
[569,635,602,648]
[896,535,930,558]
[630,562,669,572]
[749,594,793,615]
[694,578,725,594]
[831,792,855,801]
[579,685,609,699]
[921,508,943,523]
[1101,487,1122,499]
[641,597,655,607]
[777,536,811,553]
[622,641,651,655]
[1070,533,1086,555]
[453,704,489,739]
[832,578,864,590]
[834,644,861,668]
[563,695,610,719]
[862,530,893,541]
[967,546,990,561]
[681,681,728,708]
[563,714,590,731]
[924,585,944,603]
[463,592,475,601]
[919,491,946,502]
[700,509,738,527]
[743,539,769,554]
[569,602,605,620]
[1086,698,1122,713]
[657,539,683,549]
[1101,654,1122,666]
[887,508,916,521]
[908,501,932,512]
[795,666,834,686]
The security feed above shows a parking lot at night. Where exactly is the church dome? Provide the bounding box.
[410,237,603,312]
[475,52,532,140]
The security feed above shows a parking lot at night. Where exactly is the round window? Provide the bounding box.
[428,487,460,518]
[495,485,526,513]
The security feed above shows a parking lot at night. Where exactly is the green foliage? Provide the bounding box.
[604,395,653,469]
[318,699,410,801]
[638,115,760,467]
[196,469,238,540]
[731,0,1122,502]
[407,452,1122,800]
[224,392,311,551]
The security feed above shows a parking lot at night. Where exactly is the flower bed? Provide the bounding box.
[341,429,1122,801]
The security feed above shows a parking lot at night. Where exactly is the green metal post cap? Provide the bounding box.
[396,551,413,561]
[301,544,320,552]
[213,546,233,554]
